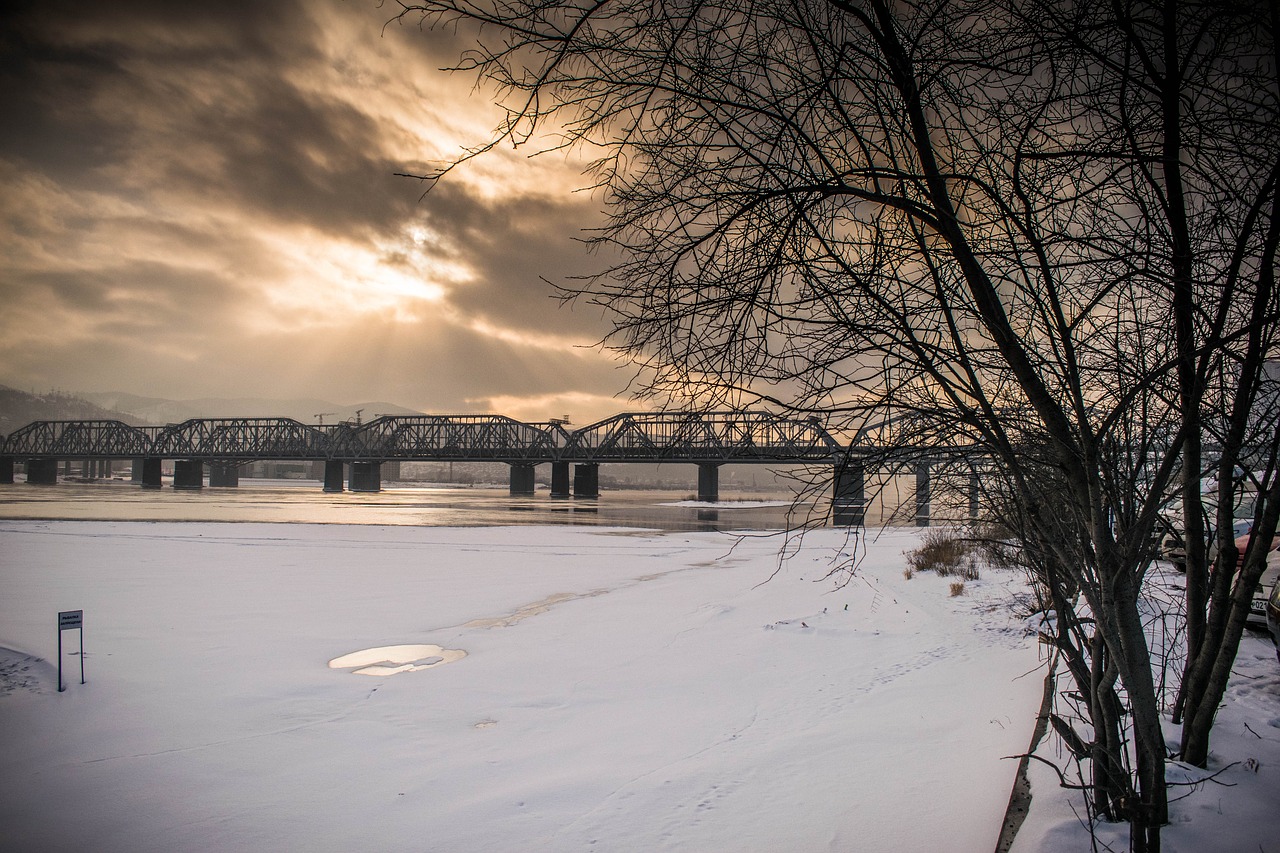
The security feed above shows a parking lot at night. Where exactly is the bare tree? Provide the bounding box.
[395,0,1280,848]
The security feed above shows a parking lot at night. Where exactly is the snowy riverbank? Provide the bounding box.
[1,520,1275,851]
[0,521,1043,851]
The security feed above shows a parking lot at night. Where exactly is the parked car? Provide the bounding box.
[1164,527,1279,630]
[1244,533,1280,631]
[1159,518,1253,573]
[1266,579,1280,665]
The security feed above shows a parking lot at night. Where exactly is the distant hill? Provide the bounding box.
[0,387,424,435]
[75,392,422,426]
[0,385,146,434]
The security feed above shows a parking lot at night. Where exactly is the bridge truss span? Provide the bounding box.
[152,418,328,461]
[333,415,559,462]
[4,419,154,458]
[563,410,841,463]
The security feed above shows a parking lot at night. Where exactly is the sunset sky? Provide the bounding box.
[0,1,630,422]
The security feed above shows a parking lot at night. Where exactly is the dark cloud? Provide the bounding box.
[0,0,421,235]
[413,180,613,338]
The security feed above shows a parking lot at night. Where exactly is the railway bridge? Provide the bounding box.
[0,410,962,525]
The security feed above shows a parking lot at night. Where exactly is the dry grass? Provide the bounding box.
[950,581,966,597]
[905,528,980,580]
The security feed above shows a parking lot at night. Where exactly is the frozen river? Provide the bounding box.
[0,479,834,530]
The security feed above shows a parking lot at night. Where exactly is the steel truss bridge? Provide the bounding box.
[2,410,840,463]
[0,410,976,524]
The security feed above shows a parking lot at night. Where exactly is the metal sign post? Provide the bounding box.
[57,610,83,692]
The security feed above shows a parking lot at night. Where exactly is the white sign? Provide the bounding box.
[57,610,84,691]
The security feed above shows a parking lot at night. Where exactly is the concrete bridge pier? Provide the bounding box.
[0,457,13,484]
[915,461,931,527]
[349,462,381,492]
[509,462,536,496]
[550,461,571,498]
[833,459,865,526]
[208,463,240,487]
[323,460,345,492]
[969,473,981,519]
[137,458,163,488]
[173,460,204,489]
[27,458,59,484]
[573,463,599,498]
[697,463,721,502]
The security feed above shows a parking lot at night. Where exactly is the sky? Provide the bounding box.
[0,0,632,423]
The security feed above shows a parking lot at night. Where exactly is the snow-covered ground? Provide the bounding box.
[1,520,1275,852]
[1010,564,1280,853]
[1,521,1042,852]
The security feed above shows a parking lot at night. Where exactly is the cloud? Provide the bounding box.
[0,0,628,417]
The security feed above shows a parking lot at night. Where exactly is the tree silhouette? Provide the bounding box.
[397,1,1280,847]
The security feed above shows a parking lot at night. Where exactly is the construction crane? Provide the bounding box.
[314,412,336,425]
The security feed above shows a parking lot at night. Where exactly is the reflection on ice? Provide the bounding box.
[328,644,466,676]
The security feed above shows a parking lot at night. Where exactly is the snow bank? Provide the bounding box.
[0,521,1045,852]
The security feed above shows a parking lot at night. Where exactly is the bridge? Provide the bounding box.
[0,411,963,525]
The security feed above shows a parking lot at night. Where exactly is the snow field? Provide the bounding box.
[0,521,1046,852]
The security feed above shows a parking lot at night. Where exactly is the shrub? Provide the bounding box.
[950,581,966,597]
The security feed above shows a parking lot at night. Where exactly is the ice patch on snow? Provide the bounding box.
[328,644,466,676]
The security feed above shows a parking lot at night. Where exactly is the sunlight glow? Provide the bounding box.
[474,391,636,425]
[253,224,471,328]
[456,315,596,352]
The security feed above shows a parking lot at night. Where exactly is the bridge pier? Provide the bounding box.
[323,460,345,492]
[173,460,204,489]
[915,461,931,527]
[573,463,599,498]
[509,462,536,496]
[26,458,59,484]
[833,459,865,526]
[349,462,381,492]
[697,463,720,502]
[0,457,13,484]
[208,463,240,487]
[550,461,571,498]
[138,458,163,488]
[969,472,981,519]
